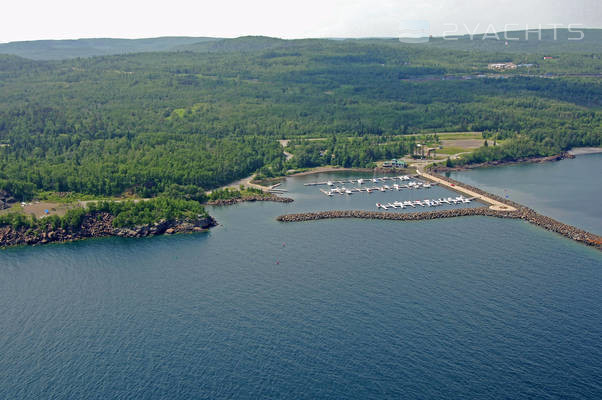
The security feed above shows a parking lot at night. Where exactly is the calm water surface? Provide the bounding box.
[1,166,601,399]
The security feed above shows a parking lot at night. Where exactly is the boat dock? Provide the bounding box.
[304,175,417,186]
[305,175,437,196]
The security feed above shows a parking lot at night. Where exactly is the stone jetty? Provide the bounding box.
[207,194,293,206]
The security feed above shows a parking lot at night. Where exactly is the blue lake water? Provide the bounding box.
[1,161,601,399]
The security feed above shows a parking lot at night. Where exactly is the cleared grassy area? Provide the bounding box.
[436,132,483,140]
[36,191,114,204]
[437,146,470,155]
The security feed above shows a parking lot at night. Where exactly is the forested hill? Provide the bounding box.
[175,36,291,53]
[1,29,601,60]
[0,37,218,60]
[0,35,600,200]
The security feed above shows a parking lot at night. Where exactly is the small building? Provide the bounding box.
[488,62,517,70]
[543,56,554,60]
[383,159,407,168]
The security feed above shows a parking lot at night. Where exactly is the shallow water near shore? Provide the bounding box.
[1,165,601,399]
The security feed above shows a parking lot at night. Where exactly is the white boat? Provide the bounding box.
[327,181,333,186]
[393,201,405,208]
[376,203,388,210]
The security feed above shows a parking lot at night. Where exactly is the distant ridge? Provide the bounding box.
[425,29,602,54]
[1,29,600,60]
[0,37,219,60]
[175,36,289,53]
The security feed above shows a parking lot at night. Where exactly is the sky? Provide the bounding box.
[1,0,601,43]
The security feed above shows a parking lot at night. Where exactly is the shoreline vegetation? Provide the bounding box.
[277,172,602,252]
[0,198,216,248]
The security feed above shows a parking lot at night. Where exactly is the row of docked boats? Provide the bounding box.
[376,196,474,210]
[305,175,414,186]
[320,180,433,196]
[320,181,436,196]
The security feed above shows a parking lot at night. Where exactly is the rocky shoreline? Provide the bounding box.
[0,212,217,248]
[207,194,293,206]
[277,174,602,252]
[432,153,573,172]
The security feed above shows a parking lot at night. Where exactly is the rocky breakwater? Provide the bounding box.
[208,194,293,206]
[278,207,507,222]
[424,173,601,250]
[0,212,217,248]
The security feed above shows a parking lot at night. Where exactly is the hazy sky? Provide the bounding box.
[1,0,600,43]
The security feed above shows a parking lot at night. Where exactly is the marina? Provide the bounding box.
[314,176,437,196]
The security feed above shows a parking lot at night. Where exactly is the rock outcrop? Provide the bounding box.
[0,212,217,248]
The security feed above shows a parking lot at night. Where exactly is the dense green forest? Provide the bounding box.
[0,33,600,201]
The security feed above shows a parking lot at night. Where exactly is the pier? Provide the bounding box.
[417,170,516,212]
